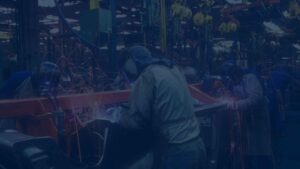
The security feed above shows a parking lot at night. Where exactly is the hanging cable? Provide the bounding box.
[54,0,101,52]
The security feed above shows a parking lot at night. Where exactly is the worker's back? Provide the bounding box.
[140,64,200,144]
[118,46,205,169]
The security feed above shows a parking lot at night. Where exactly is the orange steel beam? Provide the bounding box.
[221,0,280,15]
[0,90,131,118]
[189,86,217,104]
[0,84,216,118]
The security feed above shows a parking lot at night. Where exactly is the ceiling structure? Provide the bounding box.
[0,0,299,62]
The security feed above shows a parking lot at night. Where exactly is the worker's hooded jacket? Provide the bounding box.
[233,73,272,156]
[119,64,200,144]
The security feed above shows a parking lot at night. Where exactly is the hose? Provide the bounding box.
[54,0,101,52]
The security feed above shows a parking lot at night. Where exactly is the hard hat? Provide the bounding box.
[121,46,154,81]
[38,62,61,94]
[127,45,154,67]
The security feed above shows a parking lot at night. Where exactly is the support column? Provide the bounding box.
[109,0,117,72]
[160,0,167,53]
[16,0,39,70]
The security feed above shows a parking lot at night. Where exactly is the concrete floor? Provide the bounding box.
[273,111,300,169]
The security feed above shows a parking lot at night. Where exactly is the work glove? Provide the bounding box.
[220,98,237,110]
[101,106,122,123]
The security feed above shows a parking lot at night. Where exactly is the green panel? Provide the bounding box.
[80,9,112,43]
[80,9,99,42]
[98,9,112,33]
[90,0,99,10]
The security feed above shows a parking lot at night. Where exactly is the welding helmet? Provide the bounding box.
[37,62,61,96]
[121,46,154,81]
[221,61,244,84]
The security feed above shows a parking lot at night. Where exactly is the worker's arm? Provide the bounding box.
[118,71,154,130]
[234,74,264,111]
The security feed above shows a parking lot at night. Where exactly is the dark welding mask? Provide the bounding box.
[221,61,244,86]
[37,62,61,96]
[121,46,154,81]
[121,46,174,82]
[123,57,139,82]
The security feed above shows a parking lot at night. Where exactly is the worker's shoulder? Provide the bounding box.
[143,65,165,75]
[138,65,171,82]
[145,65,182,78]
[147,64,168,70]
[136,66,157,82]
[147,64,181,73]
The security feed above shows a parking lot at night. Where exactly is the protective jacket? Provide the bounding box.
[119,64,200,144]
[233,74,272,156]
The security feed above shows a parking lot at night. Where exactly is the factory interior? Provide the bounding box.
[0,0,300,169]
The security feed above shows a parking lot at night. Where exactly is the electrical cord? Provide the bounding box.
[54,0,101,52]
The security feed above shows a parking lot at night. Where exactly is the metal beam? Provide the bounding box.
[160,0,167,53]
[0,83,216,116]
[109,0,118,72]
[16,0,39,70]
[0,90,131,117]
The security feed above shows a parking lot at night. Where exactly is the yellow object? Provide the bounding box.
[171,3,192,19]
[218,22,238,33]
[90,0,99,10]
[205,15,213,22]
[228,22,237,32]
[0,32,11,39]
[171,3,183,16]
[181,8,192,19]
[193,12,205,26]
[193,12,213,26]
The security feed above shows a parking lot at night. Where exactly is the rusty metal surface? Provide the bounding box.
[194,103,227,116]
[0,83,218,118]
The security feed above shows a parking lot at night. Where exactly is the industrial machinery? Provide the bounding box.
[0,131,74,169]
[0,84,233,169]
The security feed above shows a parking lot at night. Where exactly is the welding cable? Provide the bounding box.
[54,0,101,52]
[74,115,83,163]
[39,3,77,57]
[55,0,104,89]
[90,128,109,167]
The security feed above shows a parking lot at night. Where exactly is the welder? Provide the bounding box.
[118,46,206,169]
[222,64,274,169]
[0,61,61,99]
[0,62,61,131]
